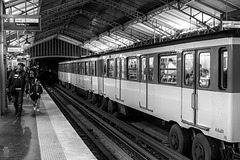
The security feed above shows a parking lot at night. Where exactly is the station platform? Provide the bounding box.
[0,88,97,160]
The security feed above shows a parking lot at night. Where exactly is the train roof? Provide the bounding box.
[58,28,240,64]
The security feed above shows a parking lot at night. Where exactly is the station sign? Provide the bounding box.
[7,46,23,52]
[222,21,240,28]
[2,15,41,31]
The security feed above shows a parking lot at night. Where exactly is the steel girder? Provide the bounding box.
[42,9,120,29]
[41,0,90,20]
[99,38,120,49]
[35,25,65,41]
[96,39,116,49]
[68,25,96,38]
[63,30,87,42]
[158,0,217,31]
[93,0,176,37]
[124,27,153,41]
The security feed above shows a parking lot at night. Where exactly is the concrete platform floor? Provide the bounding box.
[0,98,41,160]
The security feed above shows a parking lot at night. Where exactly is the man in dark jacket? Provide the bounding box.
[6,62,29,117]
[6,65,13,101]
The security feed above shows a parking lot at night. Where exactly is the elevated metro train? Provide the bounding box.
[58,29,240,160]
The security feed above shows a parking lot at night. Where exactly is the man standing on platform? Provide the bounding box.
[6,62,29,117]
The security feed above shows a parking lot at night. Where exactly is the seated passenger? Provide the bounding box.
[199,69,210,87]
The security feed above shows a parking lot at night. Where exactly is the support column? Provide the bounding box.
[0,0,7,116]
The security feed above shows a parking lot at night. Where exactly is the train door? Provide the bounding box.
[90,61,95,92]
[115,58,124,101]
[139,56,154,111]
[182,50,211,130]
[98,60,105,95]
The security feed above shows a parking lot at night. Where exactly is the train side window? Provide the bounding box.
[220,49,228,90]
[116,59,120,78]
[85,62,89,75]
[149,57,154,82]
[90,61,96,76]
[82,62,85,75]
[103,60,107,77]
[159,54,177,84]
[121,58,126,79]
[75,62,78,74]
[72,63,75,73]
[128,57,138,80]
[107,59,114,78]
[199,52,210,88]
[78,63,81,74]
[141,57,146,81]
[184,53,194,86]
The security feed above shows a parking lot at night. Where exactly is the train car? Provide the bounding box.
[58,61,70,87]
[58,29,240,160]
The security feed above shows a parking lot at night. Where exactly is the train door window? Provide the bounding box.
[75,62,78,74]
[159,54,177,84]
[199,52,210,88]
[79,63,82,75]
[184,53,194,86]
[121,58,126,79]
[141,57,147,81]
[103,60,107,77]
[78,62,82,74]
[85,62,89,75]
[108,59,114,78]
[128,57,138,81]
[82,63,85,75]
[90,61,96,76]
[149,56,154,82]
[116,59,120,78]
[219,48,228,90]
[66,64,68,72]
[72,63,74,73]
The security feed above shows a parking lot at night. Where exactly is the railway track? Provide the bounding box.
[46,85,190,160]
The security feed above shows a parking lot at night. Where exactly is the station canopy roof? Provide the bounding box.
[3,0,240,54]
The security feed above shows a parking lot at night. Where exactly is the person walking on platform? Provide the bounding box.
[6,65,13,101]
[28,67,36,87]
[30,79,43,112]
[6,62,29,117]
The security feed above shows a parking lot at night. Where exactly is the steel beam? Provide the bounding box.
[41,0,90,20]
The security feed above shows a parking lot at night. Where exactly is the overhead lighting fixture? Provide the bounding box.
[24,35,31,45]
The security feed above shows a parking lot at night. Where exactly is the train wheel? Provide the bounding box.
[169,124,191,154]
[192,133,220,160]
[108,100,117,114]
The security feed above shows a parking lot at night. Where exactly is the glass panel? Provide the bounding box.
[85,62,89,75]
[78,63,81,74]
[116,59,120,78]
[103,60,107,77]
[199,52,210,88]
[149,57,154,81]
[184,53,194,86]
[76,63,78,73]
[90,61,95,76]
[121,58,126,79]
[81,62,85,75]
[108,59,114,77]
[220,49,228,89]
[159,55,177,84]
[141,57,146,81]
[128,57,138,80]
